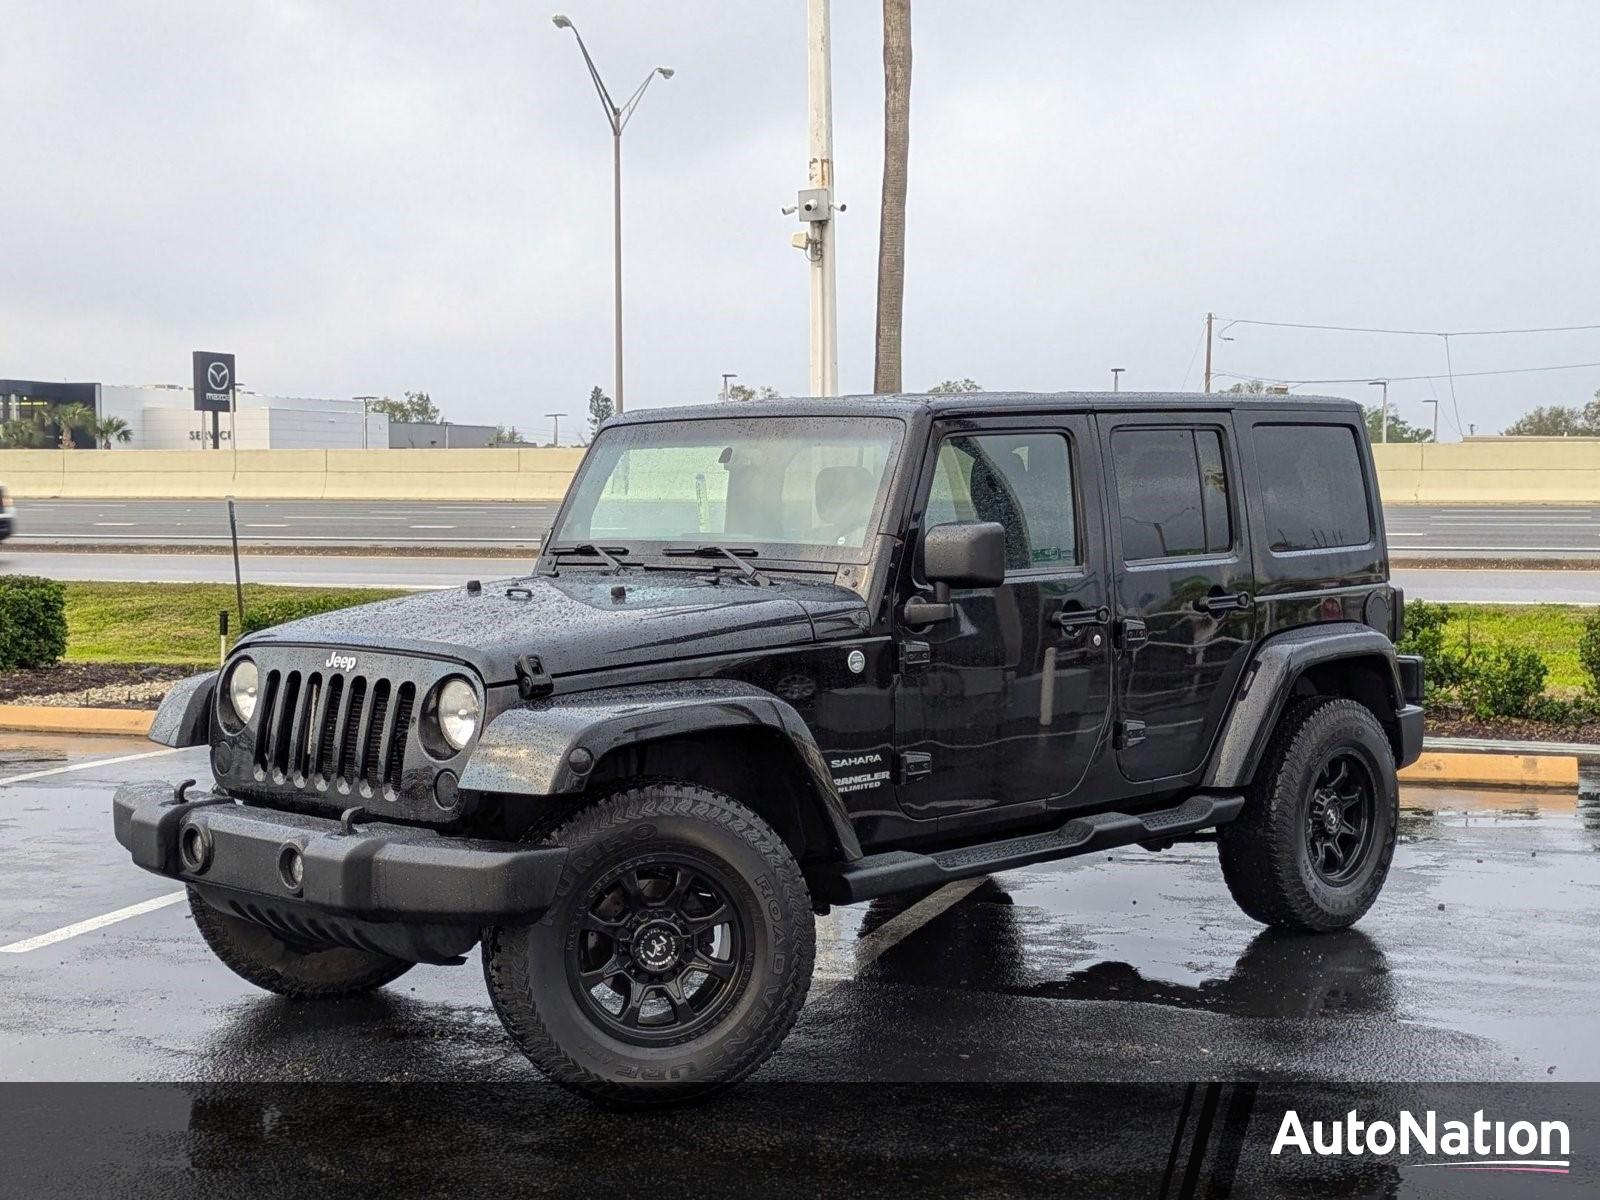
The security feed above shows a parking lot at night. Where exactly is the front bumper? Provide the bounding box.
[113,780,566,960]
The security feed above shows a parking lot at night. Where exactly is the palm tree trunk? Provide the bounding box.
[874,0,911,394]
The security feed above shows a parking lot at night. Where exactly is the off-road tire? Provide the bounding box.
[481,781,816,1105]
[1218,697,1398,932]
[187,887,414,998]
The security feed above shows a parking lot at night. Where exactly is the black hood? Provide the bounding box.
[239,569,869,684]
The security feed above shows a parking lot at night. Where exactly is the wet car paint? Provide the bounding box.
[3,732,1598,1086]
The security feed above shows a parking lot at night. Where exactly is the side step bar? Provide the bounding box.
[810,792,1245,905]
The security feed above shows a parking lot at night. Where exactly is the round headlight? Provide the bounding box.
[226,659,259,724]
[437,678,480,751]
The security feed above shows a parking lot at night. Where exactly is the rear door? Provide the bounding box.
[1101,413,1255,782]
[893,414,1113,825]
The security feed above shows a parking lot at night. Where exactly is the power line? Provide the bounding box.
[1216,317,1600,338]
[1211,360,1600,387]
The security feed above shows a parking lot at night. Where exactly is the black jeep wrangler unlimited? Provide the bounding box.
[114,392,1422,1099]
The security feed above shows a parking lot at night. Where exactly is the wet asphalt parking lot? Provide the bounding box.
[4,733,1600,1089]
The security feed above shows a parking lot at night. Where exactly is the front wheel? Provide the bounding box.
[482,782,815,1104]
[1218,697,1399,932]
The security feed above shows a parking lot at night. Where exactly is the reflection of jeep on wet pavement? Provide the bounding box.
[113,391,1423,1101]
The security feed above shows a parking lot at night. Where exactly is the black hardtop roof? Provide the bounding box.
[612,390,1361,425]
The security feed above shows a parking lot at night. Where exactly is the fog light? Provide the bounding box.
[277,844,304,892]
[179,823,210,873]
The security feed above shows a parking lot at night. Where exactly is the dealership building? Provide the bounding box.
[2,379,389,450]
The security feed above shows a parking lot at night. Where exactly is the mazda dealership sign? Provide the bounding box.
[192,350,235,413]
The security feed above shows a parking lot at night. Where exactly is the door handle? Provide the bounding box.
[1050,605,1110,630]
[1196,591,1252,614]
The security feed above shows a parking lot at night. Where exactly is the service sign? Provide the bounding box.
[192,350,235,413]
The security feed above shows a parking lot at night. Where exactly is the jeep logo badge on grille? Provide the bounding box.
[324,651,358,672]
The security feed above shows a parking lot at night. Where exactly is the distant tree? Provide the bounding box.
[52,403,97,449]
[492,425,529,446]
[371,391,441,424]
[724,383,779,403]
[0,414,50,449]
[1362,406,1432,443]
[1224,379,1269,394]
[588,387,615,437]
[1503,395,1600,436]
[927,378,982,394]
[91,415,133,448]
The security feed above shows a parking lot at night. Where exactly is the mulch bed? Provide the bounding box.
[0,663,199,709]
[1426,705,1600,745]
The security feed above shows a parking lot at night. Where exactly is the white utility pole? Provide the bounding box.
[802,0,839,396]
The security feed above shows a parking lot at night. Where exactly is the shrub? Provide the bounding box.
[242,593,372,635]
[0,575,69,669]
[1580,610,1600,696]
[1458,644,1548,720]
[1397,599,1465,692]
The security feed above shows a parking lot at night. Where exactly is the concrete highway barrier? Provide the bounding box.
[0,447,587,501]
[5,438,1600,504]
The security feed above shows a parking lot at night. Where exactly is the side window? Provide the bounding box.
[1253,423,1373,551]
[926,432,1077,571]
[1111,427,1233,561]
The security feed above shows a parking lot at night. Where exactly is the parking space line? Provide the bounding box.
[852,877,988,969]
[0,891,186,954]
[0,748,181,786]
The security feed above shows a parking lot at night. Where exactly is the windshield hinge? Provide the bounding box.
[515,654,553,700]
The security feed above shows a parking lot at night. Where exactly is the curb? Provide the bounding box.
[1400,751,1579,789]
[0,706,155,736]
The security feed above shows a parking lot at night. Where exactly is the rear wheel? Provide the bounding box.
[482,781,815,1104]
[187,888,413,999]
[1218,697,1398,932]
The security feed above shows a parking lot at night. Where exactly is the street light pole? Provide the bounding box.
[550,412,568,446]
[1367,380,1389,443]
[720,373,738,403]
[1423,396,1439,442]
[1110,367,1124,393]
[805,0,838,396]
[552,15,673,415]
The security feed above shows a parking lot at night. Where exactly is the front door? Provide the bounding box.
[893,415,1113,826]
[1101,413,1256,782]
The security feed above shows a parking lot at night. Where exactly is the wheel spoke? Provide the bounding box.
[617,980,648,1028]
[686,902,732,936]
[579,955,627,990]
[1325,760,1349,792]
[616,870,647,908]
[580,910,628,936]
[662,867,693,910]
[688,951,736,980]
[663,977,696,1023]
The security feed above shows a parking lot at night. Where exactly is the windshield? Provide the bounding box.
[551,416,905,565]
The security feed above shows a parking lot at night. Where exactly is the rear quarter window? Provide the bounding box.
[1253,423,1373,552]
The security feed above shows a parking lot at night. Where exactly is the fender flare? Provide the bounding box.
[459,680,862,860]
[1203,623,1404,789]
[149,671,217,748]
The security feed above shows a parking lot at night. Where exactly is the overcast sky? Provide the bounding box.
[5,1,1599,441]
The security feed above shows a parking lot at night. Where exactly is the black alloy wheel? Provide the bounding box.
[1305,753,1377,886]
[568,857,748,1045]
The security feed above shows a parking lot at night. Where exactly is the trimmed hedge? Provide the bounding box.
[0,575,69,669]
[241,592,376,635]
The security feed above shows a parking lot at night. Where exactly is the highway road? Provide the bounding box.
[9,498,1600,556]
[2,549,1595,603]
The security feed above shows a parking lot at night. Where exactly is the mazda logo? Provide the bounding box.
[207,362,230,391]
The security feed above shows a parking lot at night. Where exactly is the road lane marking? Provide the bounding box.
[245,523,289,528]
[0,747,181,786]
[852,877,988,969]
[93,522,135,527]
[0,891,187,954]
[410,525,457,530]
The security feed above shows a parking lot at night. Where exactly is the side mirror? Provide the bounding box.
[903,522,1007,625]
[924,521,1007,589]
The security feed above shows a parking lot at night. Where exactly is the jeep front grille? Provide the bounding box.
[253,667,417,798]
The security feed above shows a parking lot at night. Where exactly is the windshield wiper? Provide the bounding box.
[547,543,629,574]
[663,544,771,586]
